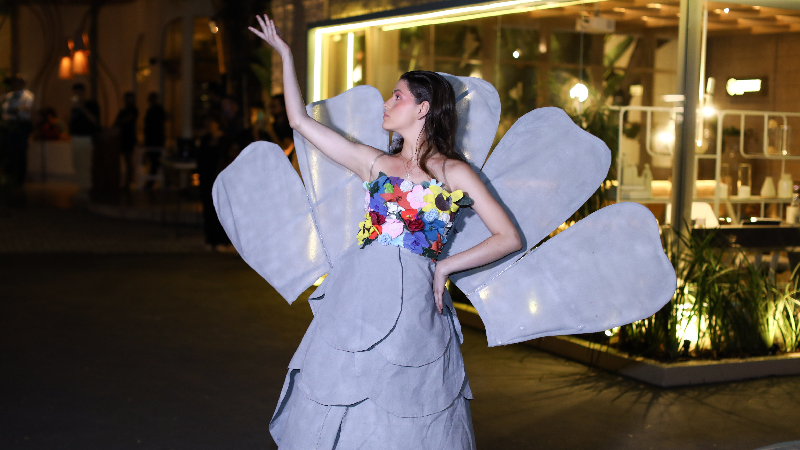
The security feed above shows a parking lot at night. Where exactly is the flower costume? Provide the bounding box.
[213,75,676,449]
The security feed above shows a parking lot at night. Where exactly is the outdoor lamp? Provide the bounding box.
[569,82,588,102]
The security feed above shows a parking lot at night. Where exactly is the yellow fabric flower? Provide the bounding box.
[422,186,464,214]
[356,213,378,245]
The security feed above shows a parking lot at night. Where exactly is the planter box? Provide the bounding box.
[452,302,800,387]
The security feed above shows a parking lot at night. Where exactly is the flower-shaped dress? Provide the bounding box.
[212,76,676,449]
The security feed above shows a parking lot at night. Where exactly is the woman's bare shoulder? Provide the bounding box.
[443,158,481,191]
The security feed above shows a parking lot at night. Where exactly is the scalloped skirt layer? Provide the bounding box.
[269,244,475,450]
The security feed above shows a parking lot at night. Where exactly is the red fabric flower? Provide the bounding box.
[369,211,386,226]
[369,229,379,239]
[380,192,403,204]
[401,210,417,222]
[406,218,425,232]
[431,234,443,253]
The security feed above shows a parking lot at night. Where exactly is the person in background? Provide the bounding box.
[263,94,296,172]
[197,112,233,251]
[1,76,35,186]
[113,92,138,190]
[68,83,101,193]
[143,92,166,190]
[33,107,65,141]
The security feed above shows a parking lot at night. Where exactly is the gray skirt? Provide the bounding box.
[269,243,475,449]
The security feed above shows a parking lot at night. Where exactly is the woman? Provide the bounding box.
[249,15,521,448]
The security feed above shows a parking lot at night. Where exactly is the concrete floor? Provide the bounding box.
[2,202,800,449]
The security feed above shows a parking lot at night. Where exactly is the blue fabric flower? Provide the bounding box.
[423,219,446,241]
[375,174,389,191]
[368,193,388,216]
[390,234,405,247]
[403,231,427,255]
[378,233,392,245]
[423,209,439,223]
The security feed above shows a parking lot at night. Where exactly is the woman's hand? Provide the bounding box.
[433,261,451,315]
[248,14,290,57]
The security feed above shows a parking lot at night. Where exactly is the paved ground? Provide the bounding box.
[2,191,800,449]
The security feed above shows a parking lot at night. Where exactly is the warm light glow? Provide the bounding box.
[346,32,355,89]
[311,0,612,100]
[751,217,757,222]
[658,129,675,145]
[72,50,89,75]
[723,7,729,13]
[569,82,589,102]
[646,3,662,8]
[59,56,73,79]
[209,20,218,34]
[512,49,520,58]
[702,106,716,117]
[726,78,762,96]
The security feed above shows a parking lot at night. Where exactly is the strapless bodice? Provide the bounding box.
[356,172,472,260]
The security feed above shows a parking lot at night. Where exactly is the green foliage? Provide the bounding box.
[616,225,800,361]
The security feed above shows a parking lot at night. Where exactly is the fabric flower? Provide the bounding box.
[401,209,418,222]
[378,233,392,245]
[403,232,427,255]
[429,179,442,187]
[423,209,439,223]
[406,218,425,232]
[356,214,379,246]
[423,219,445,241]
[438,211,450,224]
[390,234,405,247]
[386,202,405,216]
[382,218,405,238]
[369,211,386,227]
[408,185,431,209]
[400,179,414,192]
[422,185,462,214]
[430,234,443,254]
[368,193,388,216]
[383,182,394,193]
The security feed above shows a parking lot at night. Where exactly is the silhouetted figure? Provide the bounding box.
[1,76,34,186]
[68,83,100,192]
[113,92,138,190]
[143,92,166,190]
[197,113,232,249]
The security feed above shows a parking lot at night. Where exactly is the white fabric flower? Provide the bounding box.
[400,179,414,192]
[386,202,405,216]
[438,211,451,224]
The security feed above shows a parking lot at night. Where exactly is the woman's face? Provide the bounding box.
[382,80,425,133]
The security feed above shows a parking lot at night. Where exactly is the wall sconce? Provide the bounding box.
[59,42,73,79]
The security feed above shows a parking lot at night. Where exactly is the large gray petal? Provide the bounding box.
[439,74,501,171]
[448,107,611,295]
[468,202,676,347]
[213,142,328,304]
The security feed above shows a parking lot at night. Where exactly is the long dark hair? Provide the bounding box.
[389,71,464,179]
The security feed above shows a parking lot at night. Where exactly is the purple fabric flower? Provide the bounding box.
[403,231,427,255]
[368,193,388,216]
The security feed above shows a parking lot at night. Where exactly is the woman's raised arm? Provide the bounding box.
[249,15,381,180]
